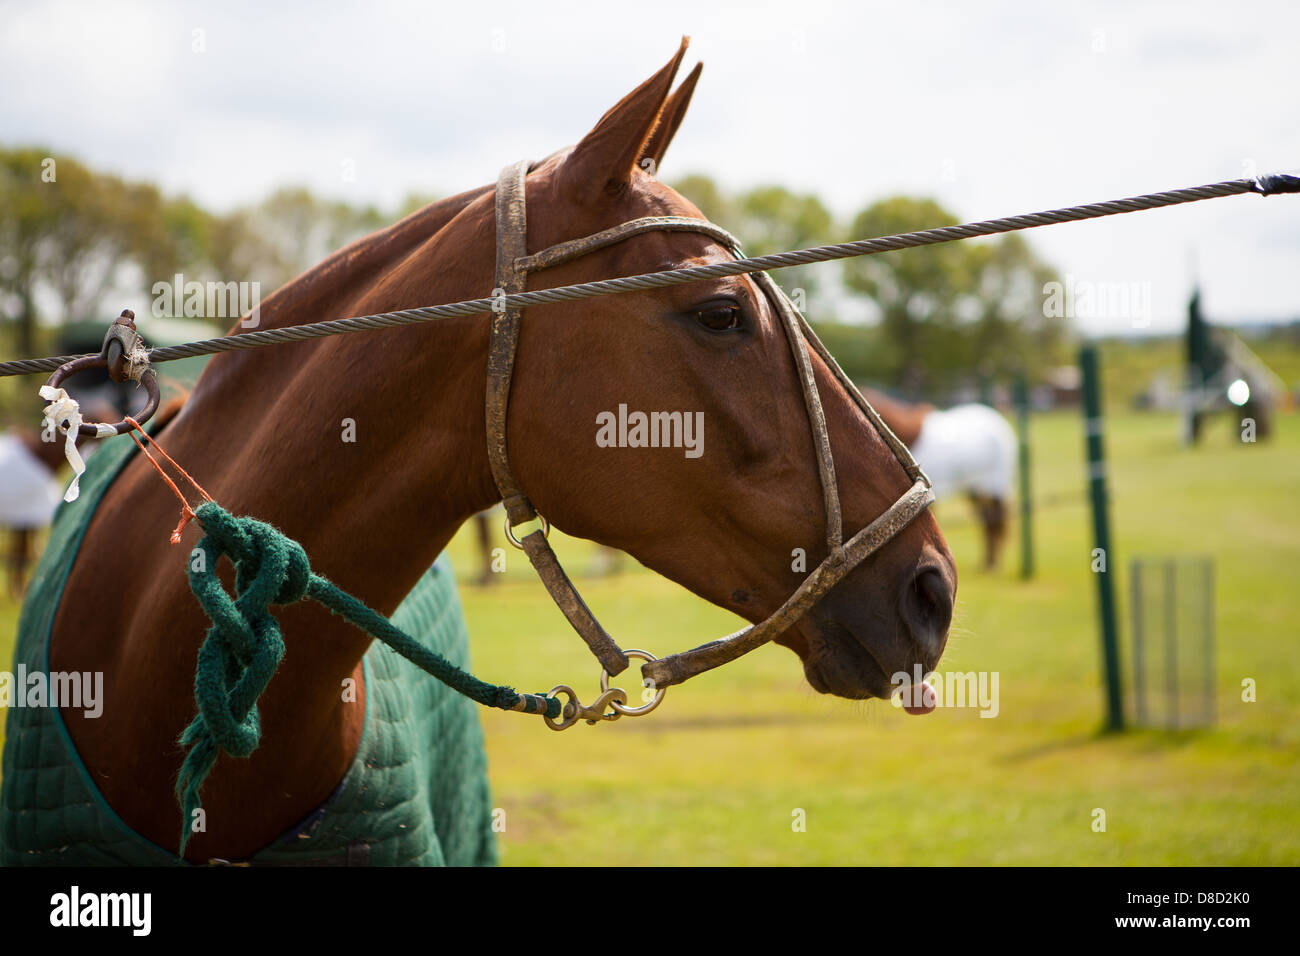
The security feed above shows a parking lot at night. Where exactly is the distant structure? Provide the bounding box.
[1183,289,1285,443]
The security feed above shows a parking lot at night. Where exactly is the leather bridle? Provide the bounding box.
[488,159,934,708]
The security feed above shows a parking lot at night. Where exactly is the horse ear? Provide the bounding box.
[557,37,690,203]
[641,61,703,170]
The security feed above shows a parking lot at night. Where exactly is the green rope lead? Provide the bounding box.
[176,501,559,856]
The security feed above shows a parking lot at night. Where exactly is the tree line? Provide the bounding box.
[673,174,1069,395]
[1,147,1068,398]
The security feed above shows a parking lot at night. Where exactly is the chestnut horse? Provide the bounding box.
[41,41,955,862]
[861,387,1016,570]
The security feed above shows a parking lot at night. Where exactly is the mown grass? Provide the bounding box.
[1,407,1296,865]
[448,408,1299,865]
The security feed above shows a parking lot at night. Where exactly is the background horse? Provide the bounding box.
[0,429,63,596]
[9,41,954,864]
[2,385,136,597]
[862,388,1016,570]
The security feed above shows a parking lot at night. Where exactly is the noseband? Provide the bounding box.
[488,160,934,695]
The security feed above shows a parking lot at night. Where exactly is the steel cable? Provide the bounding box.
[2,173,1295,379]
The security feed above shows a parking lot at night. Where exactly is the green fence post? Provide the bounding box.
[1014,375,1033,580]
[1080,344,1125,732]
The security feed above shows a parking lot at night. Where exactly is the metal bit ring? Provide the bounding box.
[504,512,550,549]
[44,356,160,437]
[601,649,667,717]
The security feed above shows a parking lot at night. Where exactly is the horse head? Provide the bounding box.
[491,40,957,702]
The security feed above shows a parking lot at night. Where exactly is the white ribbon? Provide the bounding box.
[38,385,115,502]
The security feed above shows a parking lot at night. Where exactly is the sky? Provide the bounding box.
[2,0,1297,335]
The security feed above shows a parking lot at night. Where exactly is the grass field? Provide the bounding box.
[2,406,1297,865]
[453,406,1300,865]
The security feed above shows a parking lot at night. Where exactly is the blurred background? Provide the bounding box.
[1,0,1297,864]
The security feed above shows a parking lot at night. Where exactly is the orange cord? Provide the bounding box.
[123,416,215,544]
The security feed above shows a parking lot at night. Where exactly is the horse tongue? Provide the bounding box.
[902,680,937,716]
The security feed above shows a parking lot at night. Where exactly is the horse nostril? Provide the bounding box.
[901,567,954,654]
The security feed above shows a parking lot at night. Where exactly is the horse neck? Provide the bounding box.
[156,187,502,614]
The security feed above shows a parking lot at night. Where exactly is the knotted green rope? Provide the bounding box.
[176,501,559,856]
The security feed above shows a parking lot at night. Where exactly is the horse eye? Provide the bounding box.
[694,305,742,332]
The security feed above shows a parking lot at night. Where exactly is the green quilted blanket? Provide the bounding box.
[0,427,497,866]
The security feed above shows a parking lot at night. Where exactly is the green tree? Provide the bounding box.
[0,147,445,353]
[669,174,729,223]
[207,188,389,292]
[0,147,52,355]
[843,196,1061,395]
[0,148,170,353]
[135,194,215,288]
[967,233,1067,380]
[205,207,283,297]
[730,186,834,308]
[806,319,893,383]
[843,196,976,395]
[670,176,834,309]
